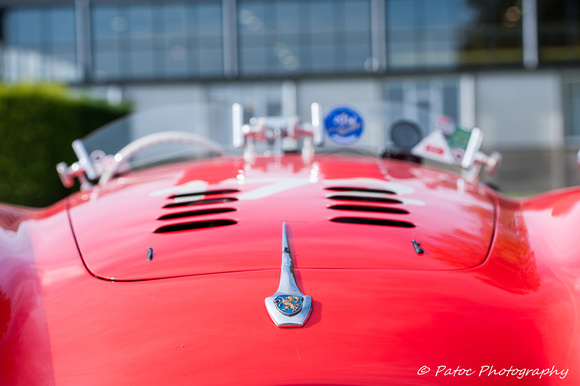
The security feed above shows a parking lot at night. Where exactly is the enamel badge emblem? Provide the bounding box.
[265,223,312,327]
[274,295,303,316]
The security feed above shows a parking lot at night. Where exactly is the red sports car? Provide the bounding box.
[0,102,576,384]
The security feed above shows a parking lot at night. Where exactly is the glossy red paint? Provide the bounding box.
[68,155,495,281]
[0,203,62,384]
[1,154,579,384]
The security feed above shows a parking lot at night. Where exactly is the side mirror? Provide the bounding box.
[461,128,502,182]
[56,140,98,190]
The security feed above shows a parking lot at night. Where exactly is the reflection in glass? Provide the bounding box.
[538,0,580,64]
[91,1,223,81]
[2,5,79,82]
[386,0,522,70]
[238,0,372,76]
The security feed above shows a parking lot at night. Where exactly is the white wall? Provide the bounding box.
[475,71,563,149]
[295,78,381,118]
[124,85,209,111]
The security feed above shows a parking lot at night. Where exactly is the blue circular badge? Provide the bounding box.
[324,106,364,145]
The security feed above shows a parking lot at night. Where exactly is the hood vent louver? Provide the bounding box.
[325,187,397,195]
[326,194,402,205]
[325,187,402,204]
[163,197,238,209]
[154,219,237,234]
[330,217,415,228]
[326,186,415,229]
[168,189,240,199]
[157,207,236,221]
[155,189,239,234]
[328,204,409,215]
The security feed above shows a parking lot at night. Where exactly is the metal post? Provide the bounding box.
[522,0,538,70]
[370,0,387,73]
[75,0,92,83]
[222,0,238,79]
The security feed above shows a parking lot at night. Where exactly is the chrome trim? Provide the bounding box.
[232,103,244,148]
[56,139,98,190]
[461,128,502,182]
[411,240,424,255]
[311,102,323,146]
[72,139,98,180]
[461,127,483,170]
[265,222,312,328]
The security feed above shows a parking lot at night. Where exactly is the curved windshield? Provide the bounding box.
[71,101,488,184]
[82,103,234,171]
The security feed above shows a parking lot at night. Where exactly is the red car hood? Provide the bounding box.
[67,155,496,281]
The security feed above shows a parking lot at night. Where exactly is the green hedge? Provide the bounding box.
[0,84,132,207]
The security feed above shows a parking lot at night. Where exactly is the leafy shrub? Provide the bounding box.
[0,84,131,207]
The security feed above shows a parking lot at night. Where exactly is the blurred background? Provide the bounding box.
[0,0,579,198]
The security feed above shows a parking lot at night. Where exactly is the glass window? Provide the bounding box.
[91,1,223,81]
[385,78,460,123]
[238,0,372,76]
[92,6,119,41]
[564,80,580,139]
[51,8,76,43]
[13,9,42,44]
[2,5,79,82]
[386,0,523,70]
[538,0,580,64]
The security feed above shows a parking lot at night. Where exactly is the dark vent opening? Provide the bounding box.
[168,189,240,199]
[328,204,409,215]
[158,208,237,221]
[326,187,397,195]
[164,197,238,209]
[327,195,403,204]
[331,217,415,228]
[154,219,237,234]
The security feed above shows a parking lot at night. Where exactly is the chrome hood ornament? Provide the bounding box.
[265,223,312,327]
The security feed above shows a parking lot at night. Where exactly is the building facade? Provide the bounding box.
[0,0,579,192]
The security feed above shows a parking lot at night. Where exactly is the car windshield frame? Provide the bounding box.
[56,101,498,190]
